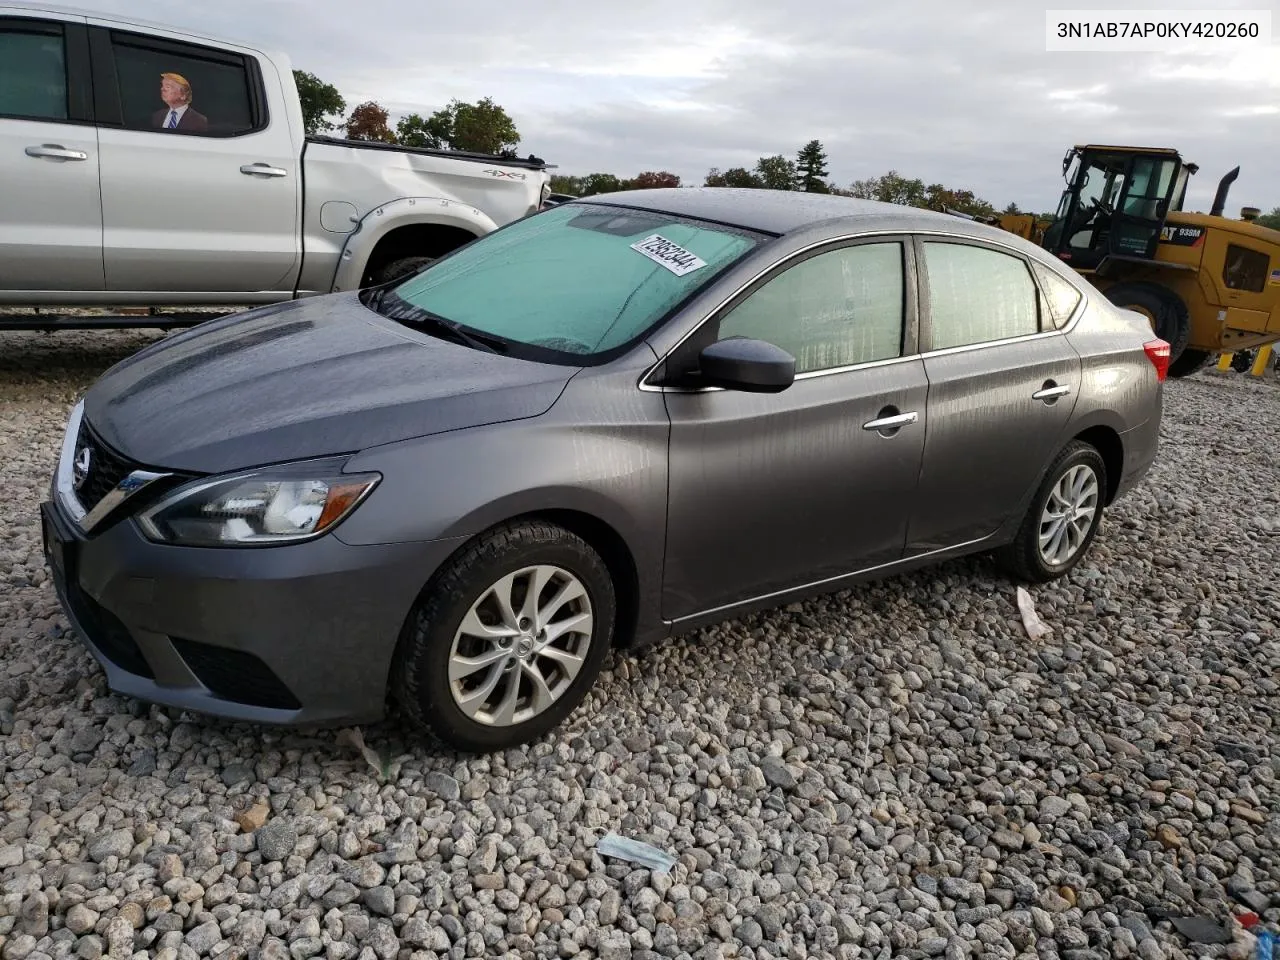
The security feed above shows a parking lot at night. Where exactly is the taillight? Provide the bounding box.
[1143,339,1170,381]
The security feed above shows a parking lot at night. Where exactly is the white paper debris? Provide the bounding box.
[596,833,677,873]
[1016,586,1051,639]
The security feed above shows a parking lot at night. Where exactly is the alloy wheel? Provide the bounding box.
[1038,464,1100,566]
[447,564,594,727]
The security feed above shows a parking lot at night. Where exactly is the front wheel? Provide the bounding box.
[996,441,1108,583]
[390,521,616,752]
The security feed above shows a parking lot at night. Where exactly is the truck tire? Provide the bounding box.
[1230,349,1255,373]
[1166,348,1212,379]
[1103,282,1191,363]
[371,256,435,286]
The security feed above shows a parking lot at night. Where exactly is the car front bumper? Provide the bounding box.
[40,497,466,728]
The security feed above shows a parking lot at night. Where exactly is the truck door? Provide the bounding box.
[86,22,301,295]
[0,14,103,293]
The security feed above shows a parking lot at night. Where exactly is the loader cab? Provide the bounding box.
[1042,145,1190,272]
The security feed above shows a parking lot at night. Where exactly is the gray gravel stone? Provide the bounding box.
[256,820,298,862]
[3,336,1280,960]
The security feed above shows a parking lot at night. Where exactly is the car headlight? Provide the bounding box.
[137,466,380,547]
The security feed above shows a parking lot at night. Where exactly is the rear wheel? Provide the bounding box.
[390,520,615,753]
[996,441,1108,583]
[1166,347,1212,379]
[1102,281,1191,362]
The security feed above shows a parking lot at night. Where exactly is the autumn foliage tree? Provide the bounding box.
[629,171,681,189]
[345,101,396,143]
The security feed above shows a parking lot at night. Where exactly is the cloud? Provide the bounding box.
[73,0,1280,212]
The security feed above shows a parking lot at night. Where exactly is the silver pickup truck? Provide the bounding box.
[0,2,553,327]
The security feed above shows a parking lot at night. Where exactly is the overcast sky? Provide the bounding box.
[80,0,1278,213]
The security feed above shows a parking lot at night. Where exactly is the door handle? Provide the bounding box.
[26,144,88,161]
[862,411,918,432]
[240,163,288,178]
[1032,384,1072,401]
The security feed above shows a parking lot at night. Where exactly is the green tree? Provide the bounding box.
[425,97,520,155]
[1002,202,1023,215]
[395,113,447,149]
[629,171,681,189]
[925,184,995,217]
[580,173,627,195]
[1256,206,1280,230]
[293,70,345,136]
[705,167,763,187]
[755,155,799,191]
[345,101,396,142]
[795,140,830,193]
[549,175,585,196]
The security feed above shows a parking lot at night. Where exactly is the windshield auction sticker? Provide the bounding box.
[630,234,708,277]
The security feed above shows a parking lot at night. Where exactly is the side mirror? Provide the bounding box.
[698,337,795,393]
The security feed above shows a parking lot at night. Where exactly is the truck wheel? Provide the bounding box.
[390,520,616,753]
[1230,349,1255,373]
[1166,348,1212,379]
[1103,282,1191,362]
[371,256,435,286]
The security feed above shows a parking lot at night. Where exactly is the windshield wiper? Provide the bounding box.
[375,295,509,354]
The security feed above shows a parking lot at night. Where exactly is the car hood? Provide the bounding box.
[82,294,576,474]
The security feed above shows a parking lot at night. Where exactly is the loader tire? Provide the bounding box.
[1103,282,1191,363]
[1166,348,1212,379]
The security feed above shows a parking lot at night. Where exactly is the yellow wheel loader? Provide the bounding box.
[951,145,1280,378]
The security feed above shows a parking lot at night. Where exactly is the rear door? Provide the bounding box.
[87,22,300,293]
[0,12,102,292]
[906,236,1082,554]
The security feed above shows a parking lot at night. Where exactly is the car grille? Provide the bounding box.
[73,421,137,515]
[171,638,302,711]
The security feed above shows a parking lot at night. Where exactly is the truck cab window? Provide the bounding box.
[0,23,67,120]
[108,33,259,135]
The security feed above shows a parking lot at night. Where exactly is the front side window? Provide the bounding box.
[0,22,67,120]
[384,203,761,361]
[924,241,1039,349]
[715,242,905,374]
[1223,244,1269,293]
[109,32,258,136]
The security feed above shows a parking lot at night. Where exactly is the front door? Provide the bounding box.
[907,237,1081,553]
[0,15,103,292]
[88,23,300,293]
[660,237,928,622]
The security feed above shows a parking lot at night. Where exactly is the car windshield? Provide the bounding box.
[381,203,762,361]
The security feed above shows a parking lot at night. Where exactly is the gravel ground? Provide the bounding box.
[1,330,1278,960]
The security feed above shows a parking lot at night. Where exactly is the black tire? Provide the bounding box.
[1102,281,1191,362]
[1166,347,1213,379]
[996,441,1109,584]
[1230,349,1255,374]
[370,255,435,286]
[390,520,616,753]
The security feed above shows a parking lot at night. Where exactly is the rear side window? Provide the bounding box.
[107,31,261,136]
[1223,244,1269,293]
[0,21,67,120]
[923,241,1039,349]
[1032,261,1083,329]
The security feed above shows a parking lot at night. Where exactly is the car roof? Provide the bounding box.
[573,187,975,237]
[0,0,279,55]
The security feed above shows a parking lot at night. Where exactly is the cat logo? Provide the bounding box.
[1159,225,1205,247]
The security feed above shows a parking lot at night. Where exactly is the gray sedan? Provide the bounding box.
[41,188,1167,752]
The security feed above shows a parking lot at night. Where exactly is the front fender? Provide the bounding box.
[330,197,499,292]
